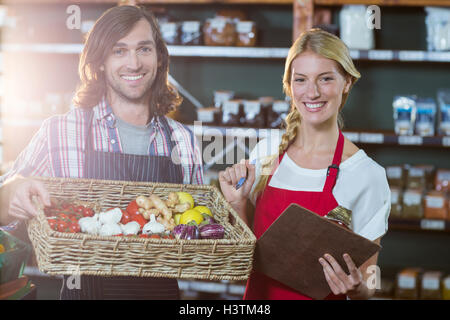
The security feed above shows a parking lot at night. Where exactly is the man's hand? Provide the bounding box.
[4,178,51,221]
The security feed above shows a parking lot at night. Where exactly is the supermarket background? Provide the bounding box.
[0,0,449,300]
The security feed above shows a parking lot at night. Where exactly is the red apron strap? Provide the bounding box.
[323,131,345,194]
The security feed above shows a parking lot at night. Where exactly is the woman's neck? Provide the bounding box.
[292,122,340,154]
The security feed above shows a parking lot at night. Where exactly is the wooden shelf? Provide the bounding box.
[389,218,450,232]
[6,0,450,5]
[189,125,450,148]
[6,0,292,4]
[314,0,450,6]
[3,44,450,62]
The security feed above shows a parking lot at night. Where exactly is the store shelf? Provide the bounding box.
[6,0,449,5]
[314,0,450,6]
[8,0,292,4]
[2,43,450,62]
[189,125,450,148]
[389,218,450,232]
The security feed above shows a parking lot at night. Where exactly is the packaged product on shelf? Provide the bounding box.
[197,107,220,125]
[259,96,274,128]
[402,189,424,219]
[216,9,247,22]
[437,89,450,135]
[339,5,375,50]
[180,21,202,45]
[159,21,179,45]
[424,190,448,220]
[395,268,421,300]
[415,98,436,137]
[393,96,417,136]
[443,275,450,300]
[267,100,290,129]
[222,99,243,126]
[236,20,257,47]
[425,7,450,51]
[243,100,264,128]
[203,16,237,46]
[214,90,234,108]
[420,271,443,300]
[386,165,405,189]
[435,169,450,192]
[390,187,403,218]
[406,166,427,190]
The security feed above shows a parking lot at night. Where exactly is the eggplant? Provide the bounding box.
[199,214,216,227]
[199,224,225,239]
[171,224,199,240]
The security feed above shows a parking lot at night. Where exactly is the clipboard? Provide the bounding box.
[253,203,381,300]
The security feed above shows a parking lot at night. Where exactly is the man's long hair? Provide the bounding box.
[73,5,182,115]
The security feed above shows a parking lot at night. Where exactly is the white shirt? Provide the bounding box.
[249,134,391,241]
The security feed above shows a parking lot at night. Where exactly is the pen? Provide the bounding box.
[235,159,257,190]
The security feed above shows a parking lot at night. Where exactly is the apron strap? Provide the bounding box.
[322,130,345,194]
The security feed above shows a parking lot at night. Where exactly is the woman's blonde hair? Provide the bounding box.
[252,28,361,199]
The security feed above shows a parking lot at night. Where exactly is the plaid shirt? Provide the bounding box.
[1,98,203,184]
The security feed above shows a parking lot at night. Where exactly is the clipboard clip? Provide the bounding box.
[327,164,339,177]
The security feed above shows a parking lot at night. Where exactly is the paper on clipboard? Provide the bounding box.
[253,203,381,300]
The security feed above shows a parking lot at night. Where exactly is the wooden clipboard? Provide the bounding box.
[253,203,381,300]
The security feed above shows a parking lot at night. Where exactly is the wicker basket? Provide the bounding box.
[27,176,256,281]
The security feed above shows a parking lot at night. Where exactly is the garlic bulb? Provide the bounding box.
[120,221,140,235]
[99,223,122,236]
[78,216,100,235]
[142,214,165,235]
[99,208,122,225]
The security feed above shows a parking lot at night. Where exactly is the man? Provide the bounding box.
[0,5,203,299]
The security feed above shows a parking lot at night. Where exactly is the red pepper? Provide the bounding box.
[120,209,133,224]
[132,214,147,229]
[126,200,140,216]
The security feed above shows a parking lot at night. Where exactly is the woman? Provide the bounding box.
[219,29,390,300]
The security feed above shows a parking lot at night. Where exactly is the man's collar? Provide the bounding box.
[95,96,159,125]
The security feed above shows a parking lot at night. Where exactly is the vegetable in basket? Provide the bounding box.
[199,224,225,239]
[142,214,165,235]
[172,223,199,240]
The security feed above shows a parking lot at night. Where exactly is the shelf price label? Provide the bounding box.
[359,133,384,144]
[343,132,359,143]
[398,51,425,61]
[190,281,227,293]
[368,50,394,60]
[398,135,423,145]
[420,219,445,231]
[443,137,450,147]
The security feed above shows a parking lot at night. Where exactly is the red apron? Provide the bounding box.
[244,131,346,300]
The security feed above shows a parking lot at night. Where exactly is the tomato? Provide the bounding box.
[75,205,85,214]
[139,234,149,238]
[150,234,161,239]
[132,214,147,228]
[57,220,69,232]
[163,234,174,239]
[120,210,132,224]
[58,213,70,221]
[47,219,58,231]
[69,223,81,233]
[82,207,95,217]
[126,200,140,216]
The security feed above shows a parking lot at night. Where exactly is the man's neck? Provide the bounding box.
[107,93,151,126]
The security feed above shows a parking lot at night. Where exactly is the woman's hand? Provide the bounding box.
[319,253,367,299]
[218,159,255,209]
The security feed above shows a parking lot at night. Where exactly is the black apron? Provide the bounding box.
[60,111,183,300]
